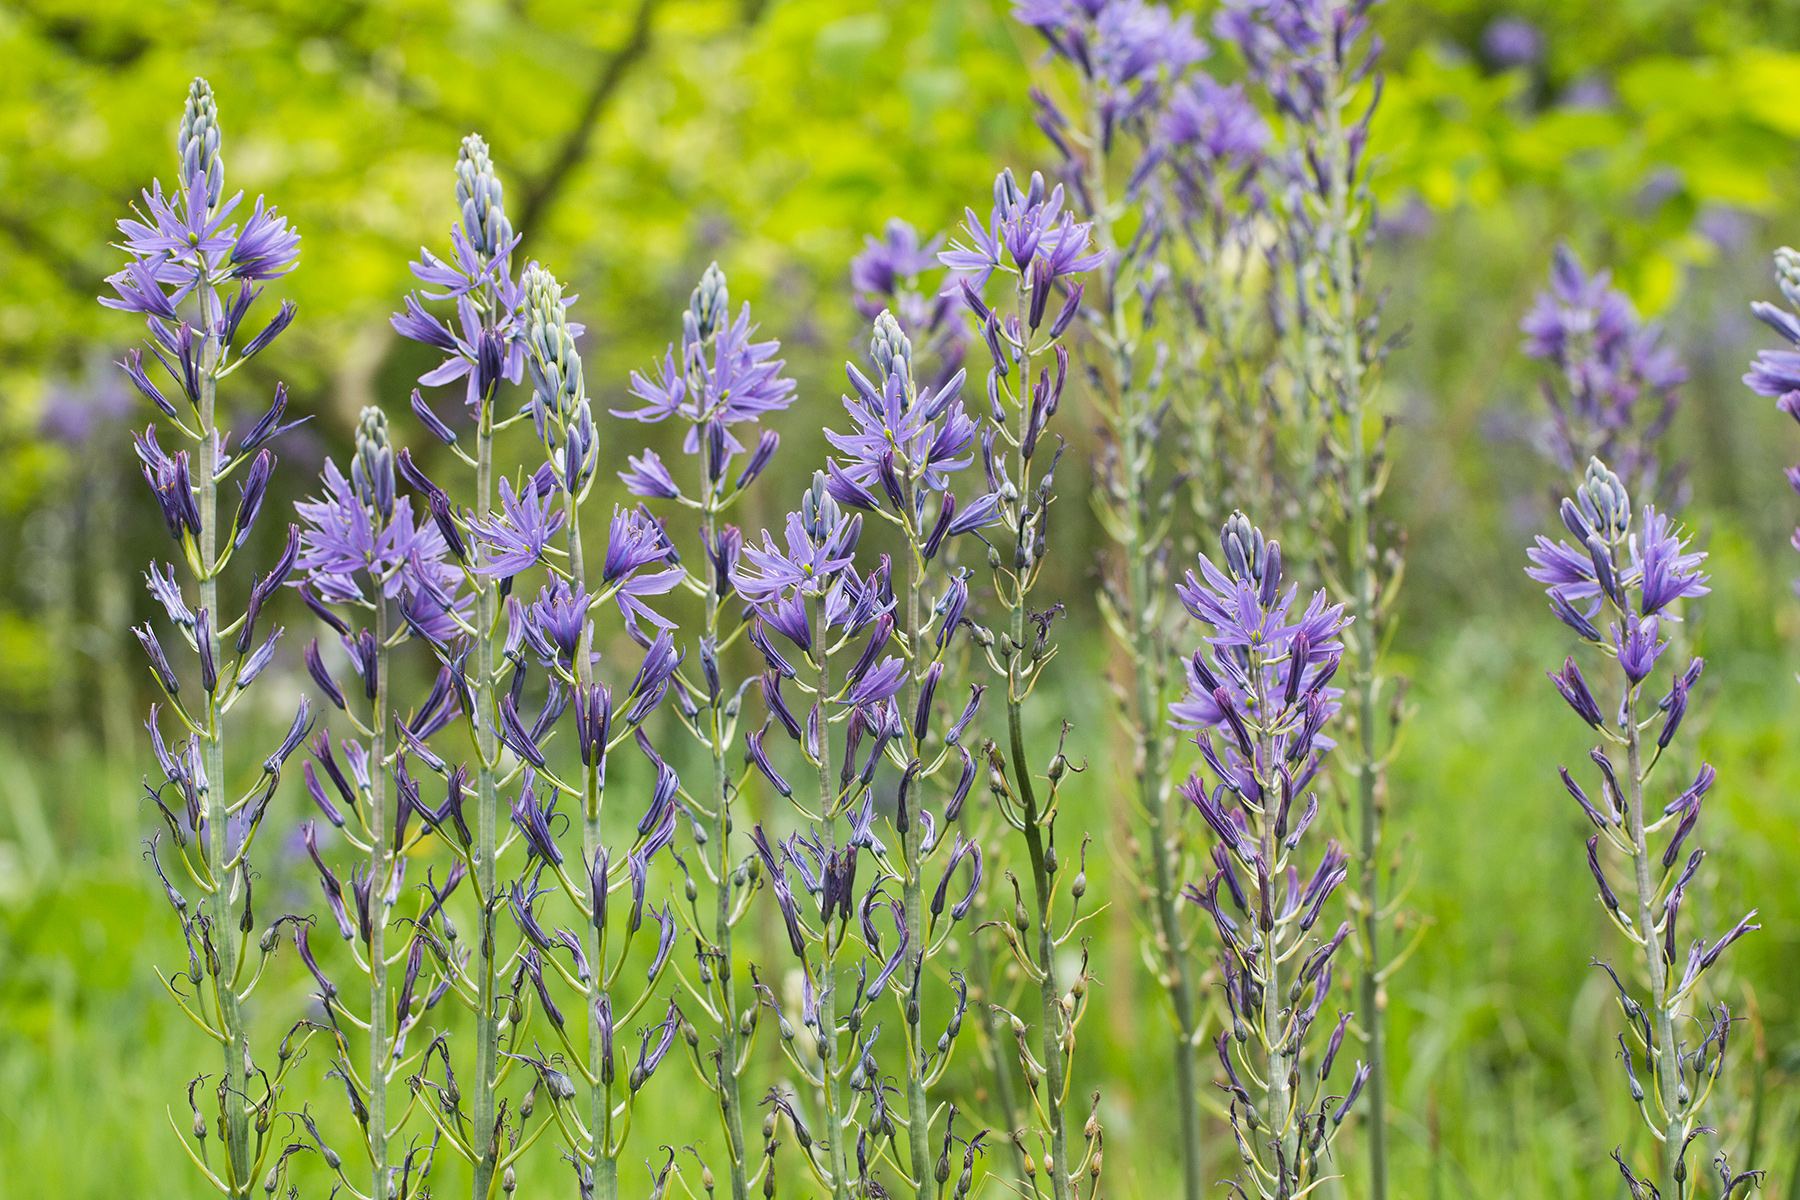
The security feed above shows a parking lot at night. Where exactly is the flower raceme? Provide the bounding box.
[1521,245,1688,503]
[614,262,797,469]
[390,134,530,411]
[1526,456,1759,1198]
[1173,511,1364,1197]
[1746,246,1800,588]
[102,77,318,1200]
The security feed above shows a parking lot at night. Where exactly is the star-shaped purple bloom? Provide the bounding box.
[472,475,567,578]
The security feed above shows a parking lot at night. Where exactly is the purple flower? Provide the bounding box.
[1631,508,1709,616]
[1171,513,1348,768]
[1160,76,1269,167]
[1015,0,1207,135]
[1482,17,1543,68]
[1522,244,1686,502]
[391,140,530,410]
[295,458,466,631]
[614,270,796,462]
[1749,247,1800,587]
[852,219,943,306]
[733,474,863,609]
[1548,657,1605,728]
[620,448,682,500]
[1613,613,1666,684]
[229,198,301,281]
[145,563,195,627]
[844,656,907,707]
[603,506,685,630]
[133,427,202,541]
[524,580,591,667]
[101,83,301,353]
[826,340,977,499]
[940,169,1106,292]
[471,475,566,577]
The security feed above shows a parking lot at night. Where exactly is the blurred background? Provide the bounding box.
[5,0,1800,1195]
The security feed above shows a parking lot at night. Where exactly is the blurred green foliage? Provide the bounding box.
[6,0,1800,1195]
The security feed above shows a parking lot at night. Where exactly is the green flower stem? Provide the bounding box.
[1623,686,1683,1199]
[811,595,852,1200]
[701,479,751,1200]
[469,386,503,1200]
[198,348,252,1196]
[368,594,392,1200]
[1001,282,1071,1200]
[901,536,931,1198]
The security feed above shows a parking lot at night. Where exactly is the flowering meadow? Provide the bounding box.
[6,2,1800,1198]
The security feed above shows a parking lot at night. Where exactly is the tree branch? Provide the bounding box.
[513,0,661,257]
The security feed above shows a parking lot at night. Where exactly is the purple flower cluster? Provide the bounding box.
[1173,511,1364,1193]
[1171,514,1347,774]
[103,77,317,1200]
[1213,0,1377,122]
[1526,458,1708,656]
[731,456,989,1192]
[941,168,1105,303]
[824,314,1000,551]
[1015,0,1208,145]
[390,135,530,410]
[1522,244,1688,503]
[849,219,969,390]
[295,411,469,646]
[1745,246,1800,588]
[1525,456,1756,1199]
[615,261,795,482]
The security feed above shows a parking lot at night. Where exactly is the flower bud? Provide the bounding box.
[690,261,729,339]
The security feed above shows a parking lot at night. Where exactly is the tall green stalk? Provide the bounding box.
[810,595,852,1200]
[197,354,253,1194]
[900,545,932,1198]
[1313,28,1394,1194]
[468,383,503,1200]
[561,475,617,1200]
[1080,115,1206,1200]
[700,479,751,1200]
[992,265,1077,1200]
[1622,691,1683,1200]
[368,594,393,1200]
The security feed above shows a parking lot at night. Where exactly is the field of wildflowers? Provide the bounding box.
[6,1,1800,1198]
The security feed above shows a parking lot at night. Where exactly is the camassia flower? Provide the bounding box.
[1521,244,1687,504]
[101,77,317,1200]
[1173,511,1362,1196]
[470,471,567,578]
[733,473,865,610]
[849,219,969,392]
[1525,455,1757,1199]
[1747,246,1800,592]
[829,321,973,485]
[940,167,1106,292]
[389,134,530,409]
[614,263,797,461]
[851,219,943,316]
[1525,458,1709,648]
[1014,0,1208,141]
[295,447,468,644]
[1171,512,1347,776]
[1159,74,1270,171]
